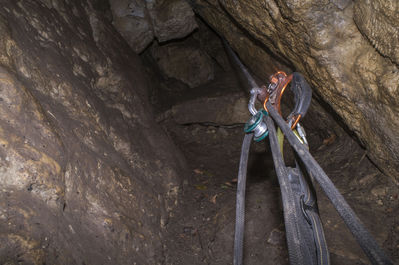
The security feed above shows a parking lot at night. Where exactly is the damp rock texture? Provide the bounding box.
[141,17,231,90]
[149,39,215,88]
[170,92,249,125]
[109,0,198,53]
[190,0,399,182]
[354,0,399,66]
[0,1,185,264]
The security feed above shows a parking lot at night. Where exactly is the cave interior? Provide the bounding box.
[0,1,397,265]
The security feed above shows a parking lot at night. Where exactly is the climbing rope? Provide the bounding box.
[228,40,393,264]
[235,71,330,265]
[265,100,392,265]
[233,133,253,265]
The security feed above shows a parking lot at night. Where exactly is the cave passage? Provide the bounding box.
[0,1,397,265]
[141,12,397,265]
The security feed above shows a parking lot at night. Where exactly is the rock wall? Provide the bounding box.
[190,0,399,182]
[0,1,185,264]
[109,0,219,88]
[149,37,215,88]
[109,0,198,53]
[354,0,399,66]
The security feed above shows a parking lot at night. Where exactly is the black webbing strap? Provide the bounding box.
[289,72,312,119]
[266,101,393,265]
[223,38,392,264]
[233,133,253,265]
[266,116,329,265]
[295,160,330,265]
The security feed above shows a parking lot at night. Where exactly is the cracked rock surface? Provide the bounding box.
[109,0,198,53]
[0,1,185,264]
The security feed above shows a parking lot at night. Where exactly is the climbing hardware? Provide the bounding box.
[224,37,393,265]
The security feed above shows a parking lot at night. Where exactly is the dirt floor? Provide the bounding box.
[153,72,399,265]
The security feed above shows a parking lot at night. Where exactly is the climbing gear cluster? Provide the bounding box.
[239,71,331,265]
[244,70,310,145]
[224,39,393,265]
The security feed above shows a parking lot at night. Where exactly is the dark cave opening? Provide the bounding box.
[0,1,397,265]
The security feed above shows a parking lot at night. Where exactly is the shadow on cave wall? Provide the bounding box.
[0,0,397,264]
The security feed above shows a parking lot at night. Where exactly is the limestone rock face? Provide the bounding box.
[110,0,154,53]
[354,0,399,66]
[0,1,184,264]
[193,18,232,71]
[149,0,198,42]
[170,92,249,125]
[109,0,197,53]
[191,0,399,182]
[150,40,215,88]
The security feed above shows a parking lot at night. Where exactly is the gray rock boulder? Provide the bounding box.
[109,0,198,53]
[150,40,215,88]
[109,0,154,53]
[149,0,198,42]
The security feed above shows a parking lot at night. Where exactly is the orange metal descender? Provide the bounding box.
[263,71,304,129]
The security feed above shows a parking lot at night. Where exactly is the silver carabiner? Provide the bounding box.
[245,87,269,142]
